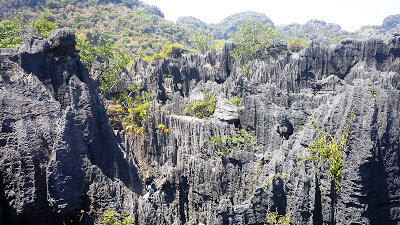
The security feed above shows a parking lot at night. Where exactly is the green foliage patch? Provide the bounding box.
[0,17,22,48]
[76,36,134,94]
[183,92,216,119]
[189,32,214,53]
[142,43,184,63]
[209,129,258,155]
[229,97,243,108]
[262,172,287,189]
[265,210,293,225]
[2,1,192,57]
[121,90,152,136]
[286,37,309,52]
[29,16,56,38]
[231,19,279,62]
[102,209,134,225]
[300,108,355,190]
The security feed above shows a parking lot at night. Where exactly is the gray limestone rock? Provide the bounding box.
[213,98,239,123]
[1,27,400,225]
[0,29,141,225]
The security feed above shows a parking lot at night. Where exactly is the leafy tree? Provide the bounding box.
[0,17,22,48]
[76,38,132,94]
[213,39,226,51]
[76,36,97,68]
[189,32,213,53]
[286,37,309,52]
[29,16,56,38]
[231,19,279,62]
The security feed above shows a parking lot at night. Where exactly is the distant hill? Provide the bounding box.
[0,0,189,56]
[177,13,357,45]
[176,16,210,34]
[382,14,400,30]
[2,0,398,57]
[212,11,274,39]
[276,19,357,44]
[177,11,274,39]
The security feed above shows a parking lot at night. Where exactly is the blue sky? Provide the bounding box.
[142,0,400,31]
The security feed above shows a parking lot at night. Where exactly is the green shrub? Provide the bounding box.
[142,43,184,63]
[122,91,152,136]
[76,41,132,94]
[29,16,56,38]
[183,92,216,118]
[102,209,134,225]
[0,17,22,48]
[265,210,293,225]
[231,19,279,62]
[99,67,122,94]
[230,97,243,108]
[209,129,258,155]
[286,37,309,52]
[300,107,355,190]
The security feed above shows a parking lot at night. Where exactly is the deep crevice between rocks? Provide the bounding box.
[178,177,189,224]
[312,173,323,225]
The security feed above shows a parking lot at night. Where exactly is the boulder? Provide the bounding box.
[213,98,239,123]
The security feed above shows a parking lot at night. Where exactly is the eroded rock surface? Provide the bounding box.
[126,37,400,225]
[1,29,400,225]
[0,29,141,225]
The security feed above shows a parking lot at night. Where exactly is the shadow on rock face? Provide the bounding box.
[0,28,142,224]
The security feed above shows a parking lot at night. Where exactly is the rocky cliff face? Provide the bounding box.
[125,37,400,225]
[0,29,141,225]
[1,29,400,225]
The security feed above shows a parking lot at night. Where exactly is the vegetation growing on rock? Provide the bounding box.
[229,97,243,108]
[102,209,135,225]
[157,123,170,133]
[28,16,56,38]
[300,108,355,190]
[265,210,293,225]
[122,91,152,136]
[209,129,258,155]
[142,43,185,63]
[0,17,22,48]
[183,92,217,119]
[286,37,309,52]
[262,172,287,189]
[0,0,191,57]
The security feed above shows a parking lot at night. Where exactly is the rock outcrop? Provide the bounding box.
[0,29,141,225]
[126,37,400,225]
[1,29,400,225]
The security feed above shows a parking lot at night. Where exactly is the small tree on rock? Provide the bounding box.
[231,19,279,62]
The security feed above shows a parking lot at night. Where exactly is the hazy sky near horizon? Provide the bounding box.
[142,0,400,31]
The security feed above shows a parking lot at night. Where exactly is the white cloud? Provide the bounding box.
[143,0,400,31]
